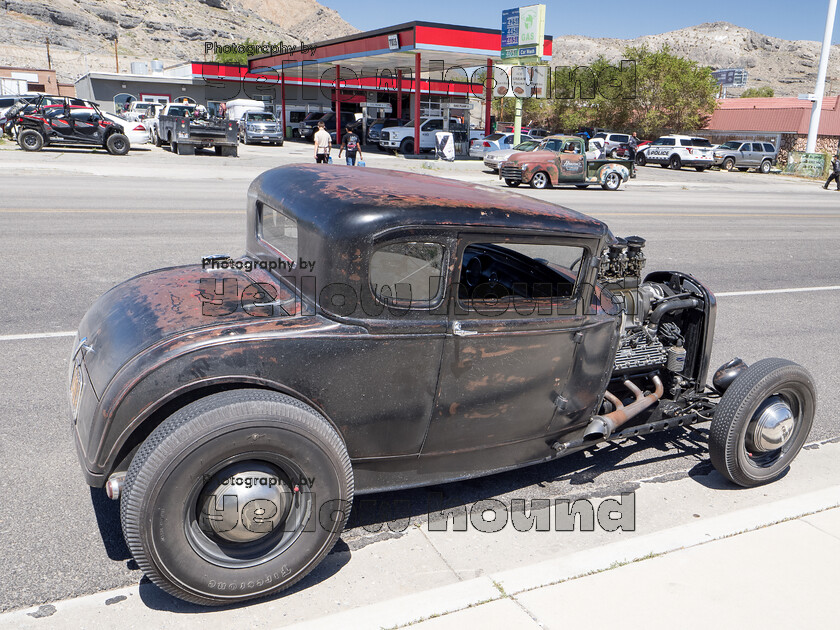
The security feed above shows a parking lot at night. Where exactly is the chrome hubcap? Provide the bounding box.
[199,462,291,543]
[745,395,795,453]
[534,173,546,186]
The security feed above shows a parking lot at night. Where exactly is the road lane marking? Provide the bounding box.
[716,286,840,297]
[0,331,75,342]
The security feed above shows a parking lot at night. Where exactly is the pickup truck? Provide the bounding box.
[500,135,635,190]
[155,103,239,156]
[379,117,483,154]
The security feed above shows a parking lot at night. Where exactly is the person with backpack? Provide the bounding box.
[339,125,363,166]
[824,154,840,190]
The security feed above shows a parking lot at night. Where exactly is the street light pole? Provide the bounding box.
[806,0,838,153]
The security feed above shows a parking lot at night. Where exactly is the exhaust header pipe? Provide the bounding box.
[585,376,664,440]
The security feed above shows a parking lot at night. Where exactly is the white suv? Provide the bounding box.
[637,135,714,171]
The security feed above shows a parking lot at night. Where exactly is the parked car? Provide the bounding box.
[713,141,778,173]
[149,103,195,147]
[71,164,816,606]
[636,135,715,170]
[500,135,635,190]
[102,112,149,146]
[483,139,540,171]
[239,110,283,146]
[469,132,521,158]
[379,117,483,154]
[157,103,239,156]
[593,132,634,158]
[121,101,163,123]
[300,111,358,141]
[367,117,409,146]
[6,95,130,155]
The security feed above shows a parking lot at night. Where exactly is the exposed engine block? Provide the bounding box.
[613,329,667,373]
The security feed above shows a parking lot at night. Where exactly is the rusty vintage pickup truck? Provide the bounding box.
[500,135,635,190]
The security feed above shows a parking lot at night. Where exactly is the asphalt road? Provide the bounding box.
[1,147,839,611]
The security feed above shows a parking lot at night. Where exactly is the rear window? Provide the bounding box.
[485,133,506,141]
[259,202,298,264]
[167,105,194,117]
[612,134,630,143]
[691,138,712,147]
[593,132,607,139]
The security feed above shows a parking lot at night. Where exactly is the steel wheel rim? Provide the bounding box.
[23,134,37,148]
[741,388,804,471]
[606,173,619,188]
[183,453,313,569]
[533,172,547,187]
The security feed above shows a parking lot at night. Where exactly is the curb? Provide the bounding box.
[281,485,840,630]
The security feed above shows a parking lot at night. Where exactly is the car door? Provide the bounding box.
[45,107,75,138]
[70,110,102,142]
[739,142,754,166]
[422,234,602,454]
[421,119,442,147]
[557,139,585,182]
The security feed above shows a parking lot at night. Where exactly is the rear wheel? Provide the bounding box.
[722,157,735,171]
[709,359,815,487]
[530,171,550,189]
[760,159,772,174]
[504,179,521,187]
[121,390,353,606]
[669,155,682,170]
[601,171,621,190]
[106,133,130,155]
[18,128,44,151]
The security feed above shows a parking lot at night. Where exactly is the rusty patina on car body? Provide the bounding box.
[500,135,635,190]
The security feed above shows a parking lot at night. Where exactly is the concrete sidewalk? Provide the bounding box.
[3,440,839,629]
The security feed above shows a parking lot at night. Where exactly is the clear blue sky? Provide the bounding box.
[320,0,840,43]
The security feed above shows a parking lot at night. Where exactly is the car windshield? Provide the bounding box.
[248,113,274,121]
[719,141,742,150]
[513,140,539,150]
[302,112,322,123]
[167,106,194,117]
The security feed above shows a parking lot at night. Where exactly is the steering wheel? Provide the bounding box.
[464,256,483,288]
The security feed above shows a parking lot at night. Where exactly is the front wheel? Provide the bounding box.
[709,358,815,487]
[669,155,682,170]
[635,153,646,166]
[601,171,621,190]
[18,128,44,151]
[400,139,414,155]
[106,133,130,155]
[760,159,772,174]
[722,157,735,171]
[504,179,521,187]
[529,171,550,189]
[121,390,353,606]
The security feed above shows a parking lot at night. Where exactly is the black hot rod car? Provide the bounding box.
[70,164,816,605]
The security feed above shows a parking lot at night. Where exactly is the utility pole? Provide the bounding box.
[114,34,119,73]
[807,0,838,153]
[45,36,51,70]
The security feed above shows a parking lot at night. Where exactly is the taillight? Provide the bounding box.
[686,148,693,154]
[483,141,490,147]
[133,125,145,131]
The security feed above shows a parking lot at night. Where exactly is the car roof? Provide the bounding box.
[543,135,584,142]
[250,164,607,240]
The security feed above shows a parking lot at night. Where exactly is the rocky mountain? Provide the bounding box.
[552,22,840,98]
[0,0,357,83]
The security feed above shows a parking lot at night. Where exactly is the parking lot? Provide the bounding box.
[1,142,839,612]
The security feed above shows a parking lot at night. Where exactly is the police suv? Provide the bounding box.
[636,134,714,171]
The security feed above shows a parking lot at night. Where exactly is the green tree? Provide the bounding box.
[540,44,719,138]
[740,86,775,98]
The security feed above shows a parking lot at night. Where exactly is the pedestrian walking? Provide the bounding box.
[313,121,331,164]
[338,125,363,166]
[823,154,840,190]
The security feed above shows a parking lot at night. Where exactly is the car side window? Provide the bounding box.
[458,241,587,315]
[752,143,764,152]
[424,120,443,131]
[370,242,445,307]
[763,143,775,152]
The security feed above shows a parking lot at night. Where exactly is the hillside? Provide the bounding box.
[553,22,840,98]
[0,0,357,83]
